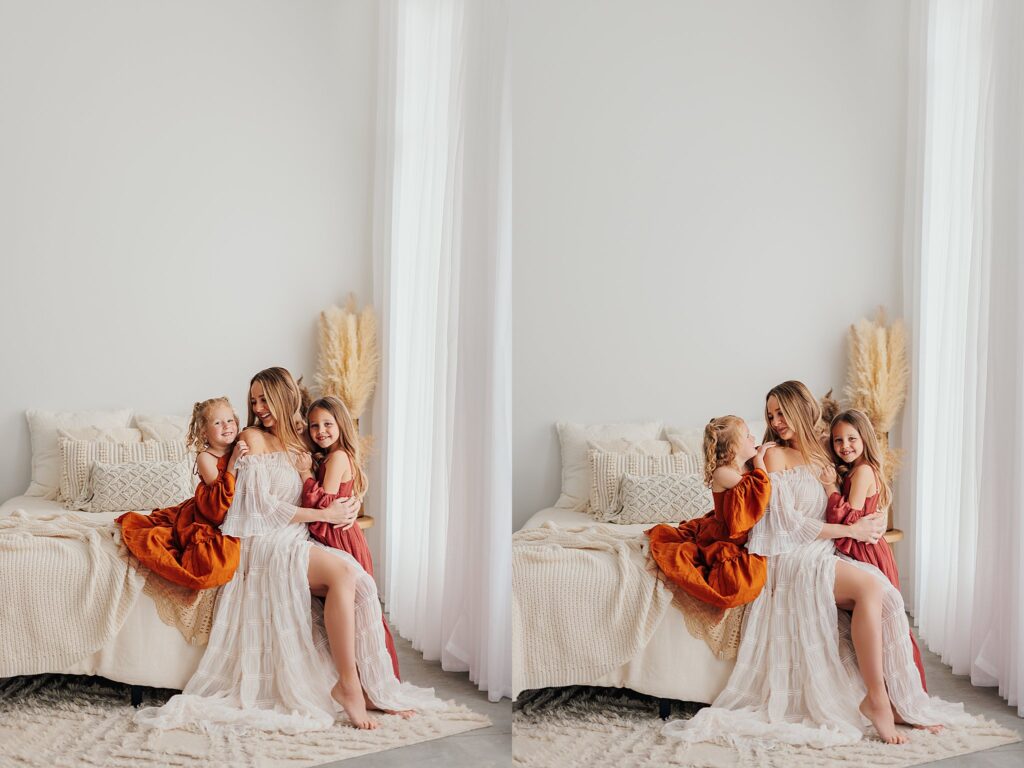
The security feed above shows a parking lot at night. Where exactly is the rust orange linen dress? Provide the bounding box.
[117,453,240,590]
[302,466,401,680]
[646,469,771,609]
[827,475,928,691]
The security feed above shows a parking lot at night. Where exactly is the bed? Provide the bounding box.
[516,505,735,704]
[0,494,205,692]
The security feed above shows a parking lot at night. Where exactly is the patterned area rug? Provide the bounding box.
[513,687,1021,768]
[0,675,490,768]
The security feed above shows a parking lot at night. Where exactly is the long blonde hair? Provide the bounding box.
[830,409,891,511]
[702,415,745,487]
[764,380,832,472]
[307,396,368,497]
[247,367,311,456]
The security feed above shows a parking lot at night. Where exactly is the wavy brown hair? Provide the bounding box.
[763,380,832,474]
[246,366,311,456]
[306,396,367,498]
[830,409,891,512]
[702,415,745,487]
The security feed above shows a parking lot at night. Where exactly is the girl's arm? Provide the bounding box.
[845,464,876,511]
[196,451,220,485]
[226,439,250,477]
[710,466,742,493]
[320,451,354,495]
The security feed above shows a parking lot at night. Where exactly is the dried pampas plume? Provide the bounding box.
[844,307,910,486]
[315,295,380,421]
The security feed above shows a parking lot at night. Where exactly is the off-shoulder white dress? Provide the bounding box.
[664,465,979,748]
[136,452,442,733]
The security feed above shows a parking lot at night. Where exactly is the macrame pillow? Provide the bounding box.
[59,439,192,510]
[88,459,194,513]
[607,471,714,525]
[588,450,700,519]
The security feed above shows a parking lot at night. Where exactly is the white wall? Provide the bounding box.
[0,0,383,554]
[511,0,908,530]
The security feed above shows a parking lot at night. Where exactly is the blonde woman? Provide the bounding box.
[665,380,977,747]
[137,367,441,733]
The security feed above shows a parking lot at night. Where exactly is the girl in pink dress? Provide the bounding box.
[828,408,927,691]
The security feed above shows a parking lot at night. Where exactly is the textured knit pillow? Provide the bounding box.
[588,450,700,519]
[607,472,714,525]
[60,439,192,510]
[88,459,194,513]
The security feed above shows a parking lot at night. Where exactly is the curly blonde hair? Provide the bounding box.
[185,397,239,454]
[703,415,746,487]
[830,409,892,512]
[307,396,368,498]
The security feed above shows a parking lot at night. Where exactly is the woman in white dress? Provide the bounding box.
[137,367,442,733]
[665,380,978,747]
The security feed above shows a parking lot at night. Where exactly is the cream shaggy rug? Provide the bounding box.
[0,675,491,768]
[513,687,1021,768]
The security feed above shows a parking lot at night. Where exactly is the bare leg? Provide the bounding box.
[834,560,906,745]
[308,547,377,730]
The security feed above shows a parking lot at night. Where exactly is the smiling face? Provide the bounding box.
[832,420,864,465]
[204,403,238,451]
[249,381,276,429]
[307,406,339,451]
[766,395,795,441]
[734,420,758,464]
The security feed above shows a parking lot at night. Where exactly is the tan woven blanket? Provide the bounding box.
[0,511,146,676]
[142,573,219,646]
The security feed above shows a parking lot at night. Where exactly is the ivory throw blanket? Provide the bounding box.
[0,511,146,676]
[512,523,674,692]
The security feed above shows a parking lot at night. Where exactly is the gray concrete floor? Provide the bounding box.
[317,631,512,767]
[910,623,1023,767]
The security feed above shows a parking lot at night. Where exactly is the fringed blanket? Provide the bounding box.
[512,523,674,694]
[0,511,146,676]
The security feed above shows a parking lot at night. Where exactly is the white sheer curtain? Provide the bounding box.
[901,0,1024,713]
[370,0,512,702]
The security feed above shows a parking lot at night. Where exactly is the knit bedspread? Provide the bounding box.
[0,510,146,676]
[512,522,674,694]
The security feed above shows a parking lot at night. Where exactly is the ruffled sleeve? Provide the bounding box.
[747,468,825,556]
[825,491,866,525]
[194,459,236,526]
[220,454,300,538]
[717,469,771,538]
[301,476,338,509]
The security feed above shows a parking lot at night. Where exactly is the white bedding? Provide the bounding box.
[0,495,204,689]
[520,507,734,702]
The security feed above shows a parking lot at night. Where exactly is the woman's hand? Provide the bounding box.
[752,442,777,472]
[321,496,360,529]
[847,512,887,544]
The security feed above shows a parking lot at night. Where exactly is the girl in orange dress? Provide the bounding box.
[647,416,774,608]
[300,395,400,679]
[827,409,927,691]
[117,397,244,590]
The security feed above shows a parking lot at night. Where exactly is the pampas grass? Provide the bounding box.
[315,295,380,421]
[844,308,910,490]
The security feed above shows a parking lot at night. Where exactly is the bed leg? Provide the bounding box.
[130,685,143,708]
[658,698,672,720]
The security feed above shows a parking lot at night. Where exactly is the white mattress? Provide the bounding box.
[0,495,205,689]
[520,507,734,703]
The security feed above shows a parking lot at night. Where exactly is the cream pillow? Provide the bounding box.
[134,413,190,442]
[60,439,192,510]
[555,421,663,509]
[588,450,700,518]
[606,472,713,525]
[25,408,134,498]
[57,426,143,443]
[88,459,193,513]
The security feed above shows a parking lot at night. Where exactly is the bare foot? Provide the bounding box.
[333,680,378,730]
[861,694,907,745]
[363,691,415,719]
[893,706,943,734]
